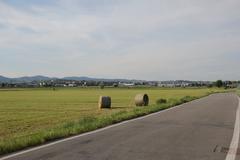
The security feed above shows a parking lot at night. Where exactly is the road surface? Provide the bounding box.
[1,93,239,160]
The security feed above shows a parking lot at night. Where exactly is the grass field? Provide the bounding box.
[0,87,227,154]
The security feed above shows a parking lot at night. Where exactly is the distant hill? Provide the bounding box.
[63,76,139,82]
[0,75,143,83]
[16,76,56,82]
[63,76,95,81]
[0,76,10,82]
[0,75,56,83]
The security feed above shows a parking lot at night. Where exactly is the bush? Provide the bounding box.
[156,98,167,104]
[180,96,196,103]
[168,98,182,106]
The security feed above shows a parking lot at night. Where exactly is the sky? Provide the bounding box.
[0,0,240,81]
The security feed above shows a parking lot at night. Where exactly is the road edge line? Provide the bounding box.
[225,96,240,160]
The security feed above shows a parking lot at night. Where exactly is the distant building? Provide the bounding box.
[68,84,76,87]
[118,82,135,87]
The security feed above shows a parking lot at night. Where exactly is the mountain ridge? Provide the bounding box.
[0,75,143,83]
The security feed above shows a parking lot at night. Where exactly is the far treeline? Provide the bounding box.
[0,79,239,88]
[213,80,239,88]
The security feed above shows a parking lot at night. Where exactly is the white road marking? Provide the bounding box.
[225,96,240,160]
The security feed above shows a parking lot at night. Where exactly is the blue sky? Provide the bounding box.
[0,0,240,80]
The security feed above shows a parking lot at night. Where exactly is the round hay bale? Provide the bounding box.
[135,94,149,106]
[98,96,111,109]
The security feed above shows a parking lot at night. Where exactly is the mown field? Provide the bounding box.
[0,87,226,154]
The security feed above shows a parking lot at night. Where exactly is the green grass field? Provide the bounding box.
[0,87,226,154]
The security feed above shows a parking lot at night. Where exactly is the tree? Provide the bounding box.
[99,82,104,89]
[216,80,223,88]
[0,83,5,88]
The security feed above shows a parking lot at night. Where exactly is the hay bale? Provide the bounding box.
[135,94,149,106]
[98,96,111,109]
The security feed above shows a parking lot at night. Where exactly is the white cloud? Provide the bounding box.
[0,0,240,80]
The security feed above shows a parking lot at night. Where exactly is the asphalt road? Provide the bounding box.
[1,93,239,160]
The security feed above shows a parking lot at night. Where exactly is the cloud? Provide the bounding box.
[0,0,240,80]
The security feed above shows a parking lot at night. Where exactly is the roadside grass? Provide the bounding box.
[237,89,240,96]
[0,87,227,155]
